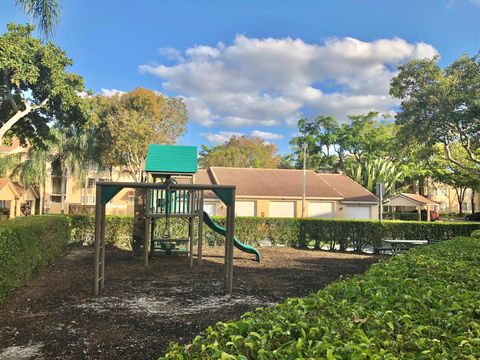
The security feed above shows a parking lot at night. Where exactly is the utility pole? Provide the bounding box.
[376,182,385,222]
[302,143,308,218]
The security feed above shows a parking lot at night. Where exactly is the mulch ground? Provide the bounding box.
[0,245,380,360]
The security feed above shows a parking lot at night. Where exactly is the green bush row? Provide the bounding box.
[0,215,72,304]
[382,211,420,221]
[67,215,480,252]
[160,236,480,359]
[472,229,480,238]
[68,214,133,247]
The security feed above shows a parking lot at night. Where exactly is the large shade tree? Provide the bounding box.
[426,143,480,214]
[0,23,86,148]
[199,136,280,168]
[391,54,480,178]
[289,112,396,171]
[89,88,188,181]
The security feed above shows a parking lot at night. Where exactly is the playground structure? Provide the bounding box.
[93,145,261,296]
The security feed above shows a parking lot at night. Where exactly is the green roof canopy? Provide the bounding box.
[145,144,198,174]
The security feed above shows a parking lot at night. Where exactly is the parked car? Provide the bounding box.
[409,209,440,221]
[465,212,480,222]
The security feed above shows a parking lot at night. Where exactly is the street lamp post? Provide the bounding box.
[301,143,308,218]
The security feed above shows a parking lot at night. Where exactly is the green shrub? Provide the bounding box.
[383,211,419,221]
[472,229,480,239]
[67,215,480,251]
[68,215,133,247]
[160,236,480,359]
[0,215,71,304]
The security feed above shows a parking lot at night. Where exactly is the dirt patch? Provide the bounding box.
[0,245,379,359]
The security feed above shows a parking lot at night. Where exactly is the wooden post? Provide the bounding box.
[198,192,204,266]
[9,200,15,219]
[15,199,21,217]
[100,202,106,291]
[417,206,422,221]
[188,190,195,267]
[189,217,194,268]
[426,205,431,222]
[144,189,151,267]
[225,189,235,294]
[93,185,102,295]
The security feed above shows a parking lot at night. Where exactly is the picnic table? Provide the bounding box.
[379,239,429,255]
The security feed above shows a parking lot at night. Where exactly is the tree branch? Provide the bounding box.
[0,96,50,143]
[2,73,19,112]
[444,143,480,177]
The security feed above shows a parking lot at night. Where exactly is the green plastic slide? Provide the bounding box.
[202,211,261,262]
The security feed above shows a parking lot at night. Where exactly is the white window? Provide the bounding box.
[462,202,472,212]
[81,195,95,204]
[87,178,96,189]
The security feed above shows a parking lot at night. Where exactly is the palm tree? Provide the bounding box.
[51,126,90,214]
[14,0,61,37]
[346,158,405,198]
[13,126,90,214]
[12,143,51,214]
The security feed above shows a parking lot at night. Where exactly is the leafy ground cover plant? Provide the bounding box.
[160,236,480,359]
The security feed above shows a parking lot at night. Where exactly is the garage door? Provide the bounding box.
[204,203,216,216]
[308,202,333,218]
[345,206,371,219]
[269,201,296,218]
[235,201,256,216]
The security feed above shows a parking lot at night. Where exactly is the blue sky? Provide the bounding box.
[1,0,480,154]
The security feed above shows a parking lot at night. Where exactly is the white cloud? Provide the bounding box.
[201,131,243,145]
[251,130,284,140]
[140,35,438,128]
[76,91,89,98]
[159,47,184,61]
[445,0,480,7]
[100,88,126,97]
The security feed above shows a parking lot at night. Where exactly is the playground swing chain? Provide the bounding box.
[161,177,177,242]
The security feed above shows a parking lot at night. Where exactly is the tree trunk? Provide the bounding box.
[42,181,46,215]
[455,187,466,215]
[60,165,66,215]
[471,190,476,213]
[419,177,426,196]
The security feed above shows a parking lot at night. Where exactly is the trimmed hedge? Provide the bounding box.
[68,215,480,252]
[160,236,480,359]
[382,211,419,221]
[472,229,480,239]
[0,216,72,304]
[68,215,133,247]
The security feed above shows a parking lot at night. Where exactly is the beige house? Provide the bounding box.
[385,193,439,221]
[1,138,477,217]
[44,163,136,215]
[426,181,478,214]
[0,178,39,218]
[195,167,379,220]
